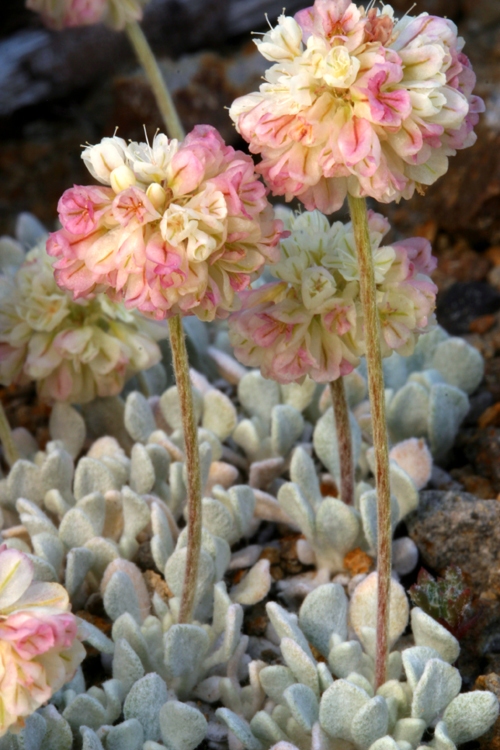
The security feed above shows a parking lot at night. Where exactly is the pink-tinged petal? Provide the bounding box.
[0,612,77,660]
[299,176,348,213]
[111,187,160,228]
[38,361,77,402]
[338,117,373,167]
[366,209,390,238]
[2,581,69,616]
[58,185,114,234]
[382,319,411,349]
[272,345,317,383]
[394,237,437,275]
[168,149,205,196]
[0,547,34,611]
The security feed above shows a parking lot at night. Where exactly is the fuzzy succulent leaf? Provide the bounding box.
[238,372,281,430]
[125,392,156,443]
[283,684,319,731]
[319,679,369,743]
[442,691,499,745]
[216,709,263,750]
[123,673,169,742]
[313,407,361,483]
[299,583,348,657]
[411,659,461,725]
[410,608,460,664]
[159,701,207,750]
[430,338,484,395]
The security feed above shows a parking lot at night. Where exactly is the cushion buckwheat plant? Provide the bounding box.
[0,545,85,736]
[0,240,165,403]
[25,0,148,31]
[47,125,283,322]
[229,0,485,213]
[228,207,437,383]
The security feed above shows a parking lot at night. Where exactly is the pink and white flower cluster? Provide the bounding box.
[0,241,166,403]
[26,0,147,30]
[229,0,484,213]
[47,125,282,321]
[0,545,85,736]
[228,208,437,383]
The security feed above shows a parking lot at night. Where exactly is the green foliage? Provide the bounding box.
[409,566,479,641]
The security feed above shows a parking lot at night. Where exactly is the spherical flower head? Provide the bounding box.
[0,240,166,403]
[0,545,85,736]
[25,0,148,30]
[47,125,284,322]
[229,1,485,213]
[228,207,438,384]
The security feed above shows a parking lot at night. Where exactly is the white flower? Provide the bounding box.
[82,136,128,185]
[255,14,303,62]
[0,240,167,403]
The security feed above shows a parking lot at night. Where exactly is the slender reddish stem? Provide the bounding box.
[330,377,354,506]
[348,195,391,690]
[168,315,202,624]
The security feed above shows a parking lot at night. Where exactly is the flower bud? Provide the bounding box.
[146,182,168,212]
[110,165,137,194]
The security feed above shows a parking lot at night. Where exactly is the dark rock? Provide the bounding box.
[465,390,494,426]
[406,490,500,593]
[485,358,500,402]
[390,0,462,17]
[436,282,500,335]
[462,427,500,490]
[0,0,307,118]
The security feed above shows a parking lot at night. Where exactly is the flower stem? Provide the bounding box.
[0,399,19,468]
[348,194,391,690]
[329,377,354,506]
[125,22,200,622]
[125,21,185,141]
[168,314,202,624]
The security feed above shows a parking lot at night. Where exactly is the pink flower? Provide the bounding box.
[230,1,484,212]
[47,126,284,322]
[0,546,85,736]
[58,185,114,236]
[228,207,438,383]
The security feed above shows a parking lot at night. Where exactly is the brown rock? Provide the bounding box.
[479,402,500,428]
[486,247,500,267]
[439,245,491,285]
[76,610,112,638]
[143,569,173,603]
[474,673,500,749]
[406,490,500,594]
[280,535,305,575]
[415,220,438,243]
[259,547,280,565]
[343,548,374,576]
[449,470,496,499]
[463,427,500,490]
[489,267,500,293]
[485,359,500,401]
[470,314,496,334]
[320,476,339,498]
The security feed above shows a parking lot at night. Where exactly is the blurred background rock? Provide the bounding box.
[1,0,499,239]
